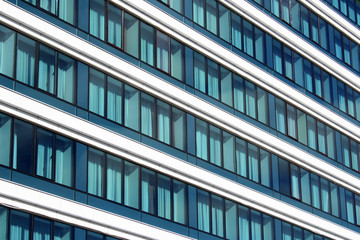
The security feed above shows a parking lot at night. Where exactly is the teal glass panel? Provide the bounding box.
[290,164,300,199]
[172,107,185,150]
[294,226,303,240]
[243,20,254,57]
[236,138,247,177]
[209,125,221,166]
[287,104,297,139]
[55,135,74,187]
[320,178,330,213]
[157,31,170,73]
[319,19,328,50]
[263,214,274,240]
[219,5,230,42]
[141,93,156,138]
[341,135,350,168]
[314,66,322,98]
[207,59,219,100]
[304,59,313,93]
[141,168,156,214]
[297,109,307,145]
[260,149,271,187]
[33,217,51,240]
[282,0,290,23]
[193,0,205,27]
[326,126,335,159]
[301,168,311,204]
[345,190,355,224]
[211,195,224,237]
[108,4,122,48]
[350,140,359,171]
[206,0,218,35]
[107,77,123,124]
[107,154,122,203]
[275,98,286,134]
[141,22,155,66]
[279,158,290,196]
[251,210,261,240]
[36,128,54,179]
[344,37,351,65]
[311,173,320,209]
[170,39,184,81]
[248,143,259,183]
[13,119,34,174]
[173,179,187,224]
[294,53,304,87]
[38,44,55,94]
[225,200,237,240]
[220,67,233,107]
[89,0,105,40]
[300,5,310,38]
[196,118,208,161]
[87,231,102,240]
[124,85,140,131]
[234,74,245,113]
[223,131,235,172]
[157,100,170,144]
[124,13,139,58]
[282,221,291,240]
[323,72,332,104]
[231,12,242,50]
[330,182,340,217]
[337,81,346,112]
[57,53,75,103]
[291,0,300,32]
[59,0,76,25]
[16,34,36,86]
[0,207,8,240]
[245,81,256,119]
[238,205,250,240]
[89,68,105,116]
[124,161,139,209]
[311,13,319,43]
[317,122,326,155]
[0,113,11,167]
[334,29,343,60]
[54,222,72,240]
[194,52,206,93]
[10,210,30,240]
[307,115,317,150]
[254,27,265,64]
[284,47,293,80]
[355,194,360,225]
[197,189,210,233]
[347,87,355,117]
[272,39,283,74]
[257,87,268,124]
[40,0,56,14]
[88,148,105,197]
[170,0,183,13]
[158,174,171,220]
[0,25,15,78]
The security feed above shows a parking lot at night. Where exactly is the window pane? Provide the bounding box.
[10,210,30,240]
[157,100,170,144]
[307,115,317,150]
[196,118,208,160]
[320,178,330,213]
[36,128,54,179]
[311,173,320,209]
[273,39,283,74]
[170,0,183,13]
[311,13,319,43]
[294,53,304,87]
[142,168,156,214]
[248,143,259,183]
[13,119,34,174]
[260,149,271,187]
[330,183,339,217]
[347,87,355,117]
[300,5,310,37]
[257,87,268,124]
[287,104,297,139]
[87,231,102,240]
[40,0,56,14]
[89,68,105,116]
[54,222,72,240]
[291,164,300,199]
[234,75,245,112]
[271,0,280,17]
[209,125,221,166]
[173,180,187,224]
[225,200,237,240]
[319,19,328,50]
[0,113,11,167]
[57,54,75,103]
[341,135,350,168]
[314,65,322,98]
[243,20,254,57]
[263,214,274,240]
[33,217,51,240]
[293,226,303,240]
[345,190,355,224]
[284,47,293,80]
[219,5,230,42]
[326,126,335,159]
[107,154,122,203]
[158,174,171,219]
[297,110,307,145]
[141,22,155,66]
[59,0,75,24]
[107,77,122,124]
[279,158,290,196]
[38,44,55,94]
[124,13,139,58]
[88,148,105,197]
[193,0,205,27]
[124,85,140,131]
[89,0,105,40]
[206,0,218,34]
[334,29,343,60]
[304,59,313,93]
[317,122,326,155]
[231,12,242,50]
[16,34,36,86]
[350,141,359,171]
[207,59,219,100]
[275,98,286,134]
[170,39,184,81]
[0,25,15,78]
[0,207,8,240]
[221,67,233,107]
[197,190,210,233]
[245,81,256,119]
[108,4,122,48]
[55,135,74,187]
[238,205,250,240]
[124,161,139,209]
[251,210,262,240]
[172,107,185,150]
[355,194,360,225]
[282,0,290,23]
[141,93,156,138]
[301,168,311,204]
[223,132,235,172]
[282,222,292,240]
[194,52,206,93]
[236,138,247,177]
[212,195,224,237]
[338,81,347,113]
[157,31,170,73]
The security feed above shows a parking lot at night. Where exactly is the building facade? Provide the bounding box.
[0,0,360,239]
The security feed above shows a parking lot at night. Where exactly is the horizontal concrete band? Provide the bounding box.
[0,85,359,240]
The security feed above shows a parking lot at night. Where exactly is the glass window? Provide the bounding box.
[284,47,293,79]
[330,182,340,217]
[350,141,359,171]
[219,5,230,42]
[293,226,303,240]
[10,210,30,240]
[320,178,330,213]
[89,0,105,40]
[251,210,262,240]
[157,31,170,73]
[33,217,51,240]
[326,126,335,159]
[87,231,103,240]
[282,222,292,240]
[88,148,105,197]
[287,104,297,139]
[124,85,140,131]
[142,168,156,214]
[334,29,343,60]
[238,205,250,240]
[311,173,320,209]
[236,138,247,177]
[59,0,76,25]
[0,25,15,78]
[170,0,183,13]
[173,179,187,224]
[194,52,206,93]
[341,135,350,168]
[356,92,360,121]
[275,98,286,134]
[89,68,105,116]
[294,53,304,87]
[170,39,184,81]
[273,39,283,74]
[307,115,317,150]
[279,158,290,196]
[193,0,205,26]
[317,122,326,155]
[300,5,310,38]
[223,132,235,172]
[255,27,265,63]
[207,59,220,100]
[157,100,170,144]
[319,18,328,50]
[107,154,122,203]
[301,168,311,204]
[263,214,274,240]
[221,67,232,107]
[36,128,54,179]
[13,119,34,174]
[234,75,245,113]
[206,0,218,35]
[245,81,256,119]
[290,164,300,199]
[57,53,75,103]
[291,0,301,32]
[0,113,11,167]
[196,118,208,160]
[304,59,313,93]
[172,107,185,150]
[107,77,122,124]
[347,87,355,117]
[260,149,271,188]
[209,125,222,166]
[140,22,155,66]
[40,0,56,14]
[38,45,56,94]
[297,110,307,145]
[124,161,139,209]
[337,81,347,113]
[158,174,171,220]
[282,0,290,23]
[257,87,268,124]
[16,34,36,86]
[55,135,74,187]
[124,13,139,58]
[197,189,210,233]
[343,37,351,65]
[212,195,224,237]
[231,12,242,50]
[271,0,280,17]
[311,13,319,43]
[243,20,254,57]
[248,143,259,183]
[0,207,8,240]
[355,194,360,225]
[141,93,156,138]
[314,66,322,98]
[345,190,355,224]
[323,72,332,104]
[108,4,122,48]
[54,222,73,240]
[225,200,237,240]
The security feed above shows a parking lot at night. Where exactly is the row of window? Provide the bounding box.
[0,207,120,240]
[322,0,360,27]
[0,113,335,240]
[18,0,360,124]
[1,111,359,228]
[88,68,186,150]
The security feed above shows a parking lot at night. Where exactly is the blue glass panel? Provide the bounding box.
[234,74,245,113]
[293,226,303,240]
[13,119,34,174]
[10,210,30,240]
[291,0,300,32]
[225,200,237,240]
[54,216,73,240]
[334,29,343,60]
[0,25,15,78]
[220,67,232,107]
[196,118,208,161]
[311,173,320,209]
[142,168,156,214]
[173,179,187,224]
[307,115,317,150]
[314,66,322,98]
[272,39,283,74]
[0,207,8,240]
[304,59,313,93]
[212,195,224,237]
[238,205,250,240]
[106,154,122,204]
[231,12,242,50]
[172,107,186,151]
[207,59,219,100]
[279,158,290,196]
[193,0,205,27]
[275,98,286,134]
[257,87,268,124]
[260,149,271,188]
[243,20,254,57]
[355,194,360,225]
[343,37,351,65]
[157,100,170,144]
[301,168,311,204]
[89,68,105,117]
[290,164,300,199]
[209,125,222,166]
[141,93,156,138]
[194,52,206,93]
[124,161,139,209]
[251,210,261,240]
[310,13,319,43]
[341,135,350,168]
[33,217,51,240]
[319,19,328,50]
[158,174,171,220]
[254,27,265,63]
[170,39,184,81]
[282,221,292,240]
[323,71,332,104]
[206,0,218,35]
[294,53,304,87]
[219,5,230,42]
[0,113,11,167]
[297,110,307,145]
[263,214,274,240]
[36,128,54,179]
[87,231,103,240]
[124,85,140,131]
[88,148,105,197]
[326,126,335,160]
[124,13,139,58]
[59,0,76,25]
[107,77,123,124]
[350,140,359,171]
[236,138,247,177]
[55,135,74,187]
[300,5,310,38]
[284,47,293,80]
[89,0,105,40]
[347,87,355,117]
[141,22,155,66]
[39,0,56,14]
[287,104,297,139]
[156,31,170,73]
[320,178,330,213]
[271,0,280,17]
[248,143,259,183]
[16,34,36,86]
[345,190,355,224]
[38,44,55,94]
[223,131,235,172]
[245,81,256,119]
[317,122,326,155]
[57,54,76,103]
[108,4,122,48]
[330,183,340,217]
[282,0,290,23]
[197,189,210,233]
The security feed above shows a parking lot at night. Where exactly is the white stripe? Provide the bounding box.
[0,87,358,240]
